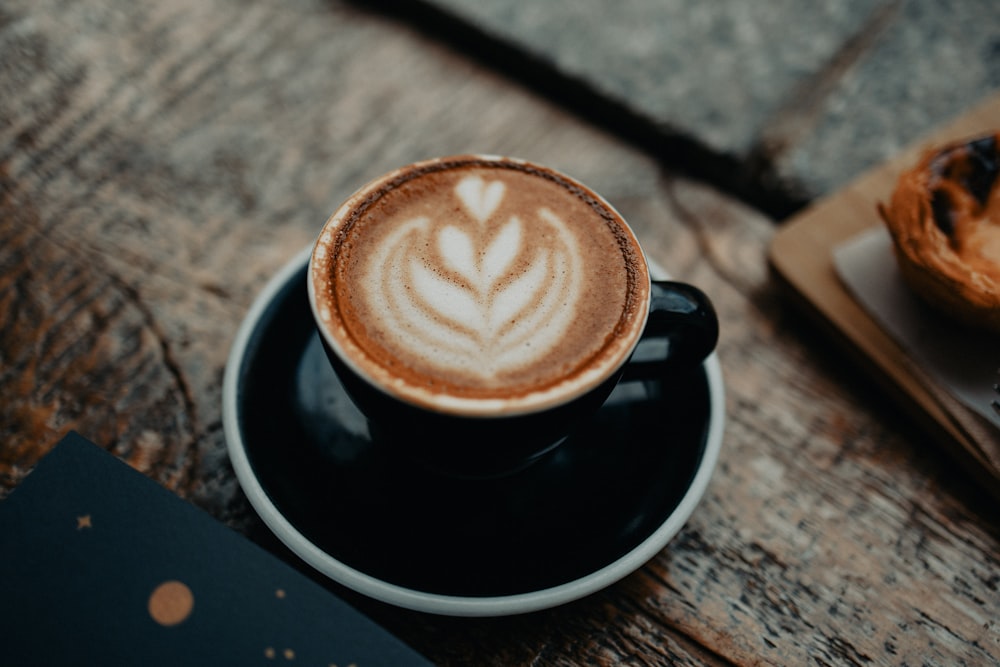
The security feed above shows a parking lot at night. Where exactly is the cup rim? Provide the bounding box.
[306,154,653,418]
[223,246,725,617]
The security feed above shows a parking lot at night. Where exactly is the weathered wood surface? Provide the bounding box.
[1,1,997,665]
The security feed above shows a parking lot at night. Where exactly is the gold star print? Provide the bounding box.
[76,515,92,530]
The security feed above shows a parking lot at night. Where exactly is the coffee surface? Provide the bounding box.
[311,157,649,413]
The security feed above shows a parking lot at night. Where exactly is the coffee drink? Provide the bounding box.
[309,155,651,415]
[306,155,717,477]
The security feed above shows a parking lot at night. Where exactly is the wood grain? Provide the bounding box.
[1,0,997,665]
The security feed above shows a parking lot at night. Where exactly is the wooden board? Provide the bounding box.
[768,91,1000,500]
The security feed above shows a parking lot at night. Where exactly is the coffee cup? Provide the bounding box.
[307,155,718,477]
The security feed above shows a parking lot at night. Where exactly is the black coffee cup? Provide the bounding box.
[307,156,719,477]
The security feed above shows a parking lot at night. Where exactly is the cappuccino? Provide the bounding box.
[309,155,650,415]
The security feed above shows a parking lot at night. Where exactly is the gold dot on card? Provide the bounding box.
[276,588,286,599]
[76,515,92,530]
[148,580,194,626]
[265,647,276,659]
[284,648,295,660]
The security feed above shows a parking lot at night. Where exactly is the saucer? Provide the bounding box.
[222,246,725,617]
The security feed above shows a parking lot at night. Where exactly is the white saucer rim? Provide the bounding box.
[222,246,725,617]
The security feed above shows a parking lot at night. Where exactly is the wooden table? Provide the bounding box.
[2,1,997,664]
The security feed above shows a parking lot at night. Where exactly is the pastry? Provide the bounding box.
[878,132,1000,332]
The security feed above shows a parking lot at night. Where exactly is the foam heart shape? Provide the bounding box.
[456,176,505,223]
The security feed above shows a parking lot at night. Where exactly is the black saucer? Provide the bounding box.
[223,248,723,616]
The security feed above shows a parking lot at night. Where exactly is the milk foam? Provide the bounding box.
[311,157,649,413]
[364,196,583,380]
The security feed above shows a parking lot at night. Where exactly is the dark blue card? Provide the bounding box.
[0,432,434,666]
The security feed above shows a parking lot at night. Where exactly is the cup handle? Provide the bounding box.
[620,281,719,382]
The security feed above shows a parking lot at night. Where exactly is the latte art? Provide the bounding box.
[310,156,650,414]
[369,182,583,380]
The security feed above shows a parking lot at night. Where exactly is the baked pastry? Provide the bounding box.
[878,132,1000,332]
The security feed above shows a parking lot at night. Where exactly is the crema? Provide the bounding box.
[309,156,650,415]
